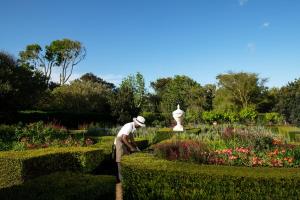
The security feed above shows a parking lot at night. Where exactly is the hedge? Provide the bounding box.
[0,111,115,129]
[151,128,174,144]
[121,153,300,200]
[0,171,115,200]
[277,126,300,143]
[0,147,106,189]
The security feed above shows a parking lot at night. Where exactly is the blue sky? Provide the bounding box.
[1,0,300,88]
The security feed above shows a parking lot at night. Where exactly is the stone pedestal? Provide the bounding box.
[172,104,184,131]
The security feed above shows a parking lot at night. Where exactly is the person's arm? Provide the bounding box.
[122,135,136,152]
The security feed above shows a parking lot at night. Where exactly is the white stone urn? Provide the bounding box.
[172,104,184,131]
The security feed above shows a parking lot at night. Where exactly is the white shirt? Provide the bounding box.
[114,122,136,144]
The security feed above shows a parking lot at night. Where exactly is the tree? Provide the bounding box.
[19,44,55,85]
[79,73,115,89]
[159,75,206,114]
[149,77,172,113]
[110,84,138,124]
[50,79,112,113]
[275,79,300,125]
[0,51,48,111]
[203,84,216,111]
[46,39,86,85]
[19,39,86,85]
[151,77,172,97]
[121,72,145,109]
[214,72,267,111]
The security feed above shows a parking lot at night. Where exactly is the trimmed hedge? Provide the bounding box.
[0,171,115,200]
[0,147,106,189]
[277,126,300,142]
[122,153,300,200]
[152,128,174,144]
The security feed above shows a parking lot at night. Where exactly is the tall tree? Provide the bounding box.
[215,72,267,111]
[19,39,86,85]
[0,51,47,111]
[159,75,206,114]
[121,72,145,109]
[151,77,172,97]
[110,85,138,124]
[46,39,86,85]
[19,44,55,85]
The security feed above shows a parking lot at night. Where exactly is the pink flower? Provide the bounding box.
[229,155,238,160]
[235,147,250,154]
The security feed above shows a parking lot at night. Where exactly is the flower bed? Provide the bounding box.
[153,138,300,167]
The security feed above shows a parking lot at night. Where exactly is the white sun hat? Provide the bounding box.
[133,116,146,127]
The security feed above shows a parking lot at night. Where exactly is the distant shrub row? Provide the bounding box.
[0,111,115,129]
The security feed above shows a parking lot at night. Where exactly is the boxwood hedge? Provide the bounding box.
[121,153,300,200]
[0,147,106,189]
[0,171,115,200]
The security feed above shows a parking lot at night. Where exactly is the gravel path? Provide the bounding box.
[116,183,123,200]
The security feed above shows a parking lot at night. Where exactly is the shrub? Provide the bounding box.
[0,147,106,189]
[0,124,17,141]
[201,111,223,123]
[239,107,258,123]
[122,153,300,200]
[151,129,174,144]
[264,112,284,125]
[0,171,115,200]
[153,139,210,163]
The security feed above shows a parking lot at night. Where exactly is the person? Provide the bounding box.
[114,116,146,182]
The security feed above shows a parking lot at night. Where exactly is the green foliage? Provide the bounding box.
[80,72,115,89]
[185,108,202,125]
[0,172,115,200]
[121,72,145,109]
[122,153,300,200]
[160,75,205,114]
[269,126,300,143]
[0,124,17,141]
[19,39,86,85]
[110,84,138,124]
[50,79,112,113]
[201,111,223,123]
[275,78,300,125]
[223,112,240,123]
[152,129,174,144]
[239,106,258,123]
[253,135,273,151]
[215,72,267,110]
[141,112,166,127]
[0,111,114,129]
[0,147,106,189]
[264,112,284,125]
[0,51,47,111]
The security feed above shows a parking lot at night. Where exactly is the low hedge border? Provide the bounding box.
[0,147,105,189]
[0,171,115,200]
[121,153,300,200]
[0,135,149,189]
